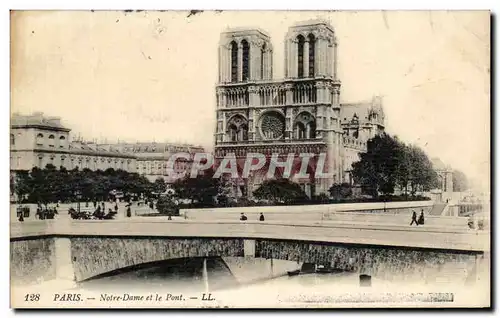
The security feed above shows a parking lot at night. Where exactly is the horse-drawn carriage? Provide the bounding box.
[16,206,30,218]
[68,207,117,220]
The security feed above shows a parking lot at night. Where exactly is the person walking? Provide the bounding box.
[410,210,419,226]
[418,209,425,225]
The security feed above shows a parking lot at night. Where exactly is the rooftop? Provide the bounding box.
[11,112,70,132]
[221,27,270,39]
[290,19,335,32]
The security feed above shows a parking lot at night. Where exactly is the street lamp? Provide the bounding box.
[75,190,82,213]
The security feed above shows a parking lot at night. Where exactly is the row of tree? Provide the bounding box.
[11,165,169,204]
[351,133,440,197]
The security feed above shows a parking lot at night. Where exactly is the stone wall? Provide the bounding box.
[11,235,480,287]
[10,238,56,286]
[71,237,244,281]
[255,240,477,284]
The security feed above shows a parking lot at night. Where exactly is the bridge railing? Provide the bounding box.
[181,201,433,219]
[10,218,488,252]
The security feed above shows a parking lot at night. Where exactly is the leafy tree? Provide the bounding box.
[12,170,31,202]
[453,170,469,192]
[253,178,308,204]
[329,183,353,200]
[13,165,161,204]
[172,168,223,206]
[351,133,401,197]
[351,133,438,197]
[153,177,167,194]
[156,193,179,215]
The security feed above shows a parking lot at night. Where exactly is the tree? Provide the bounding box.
[156,193,179,215]
[453,170,469,192]
[329,183,353,200]
[153,177,167,194]
[351,133,401,197]
[172,168,223,206]
[13,171,31,202]
[351,133,439,197]
[253,179,308,204]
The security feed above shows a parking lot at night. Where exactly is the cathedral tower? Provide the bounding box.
[214,21,349,198]
[218,28,273,84]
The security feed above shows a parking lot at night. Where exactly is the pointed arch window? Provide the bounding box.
[242,40,250,81]
[230,41,238,83]
[308,34,316,77]
[261,43,266,80]
[295,122,306,139]
[297,35,305,78]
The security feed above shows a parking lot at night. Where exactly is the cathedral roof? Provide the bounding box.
[340,96,385,126]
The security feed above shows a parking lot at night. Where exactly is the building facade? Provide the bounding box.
[99,142,205,183]
[11,112,206,186]
[10,112,137,173]
[213,20,385,197]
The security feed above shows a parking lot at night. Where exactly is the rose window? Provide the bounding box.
[260,112,285,139]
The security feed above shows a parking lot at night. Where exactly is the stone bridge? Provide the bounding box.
[10,219,488,288]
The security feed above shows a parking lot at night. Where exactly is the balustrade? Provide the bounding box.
[218,79,327,108]
[257,84,287,106]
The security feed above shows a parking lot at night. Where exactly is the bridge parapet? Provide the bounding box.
[11,219,488,252]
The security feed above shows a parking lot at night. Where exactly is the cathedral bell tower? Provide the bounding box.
[283,20,343,190]
[217,28,273,84]
[215,29,273,146]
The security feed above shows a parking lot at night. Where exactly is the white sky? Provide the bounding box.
[10,10,490,190]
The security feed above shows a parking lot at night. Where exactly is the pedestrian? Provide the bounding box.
[418,209,425,225]
[126,206,132,218]
[410,210,419,226]
[18,213,24,222]
[259,213,265,221]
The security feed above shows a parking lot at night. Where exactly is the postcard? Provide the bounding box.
[10,10,490,308]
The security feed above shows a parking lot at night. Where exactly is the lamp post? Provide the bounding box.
[76,190,82,213]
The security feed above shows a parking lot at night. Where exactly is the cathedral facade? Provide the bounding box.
[213,20,385,198]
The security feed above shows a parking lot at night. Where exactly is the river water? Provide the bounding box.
[12,255,489,308]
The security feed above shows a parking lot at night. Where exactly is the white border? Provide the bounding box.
[2,1,497,317]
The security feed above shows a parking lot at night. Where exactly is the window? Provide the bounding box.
[48,135,55,147]
[297,35,305,78]
[242,40,250,81]
[59,136,66,148]
[36,133,44,146]
[308,34,316,77]
[230,41,238,83]
[261,43,266,79]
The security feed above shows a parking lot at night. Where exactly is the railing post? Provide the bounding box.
[202,256,209,293]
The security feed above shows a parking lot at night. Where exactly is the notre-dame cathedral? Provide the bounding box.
[214,20,385,198]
